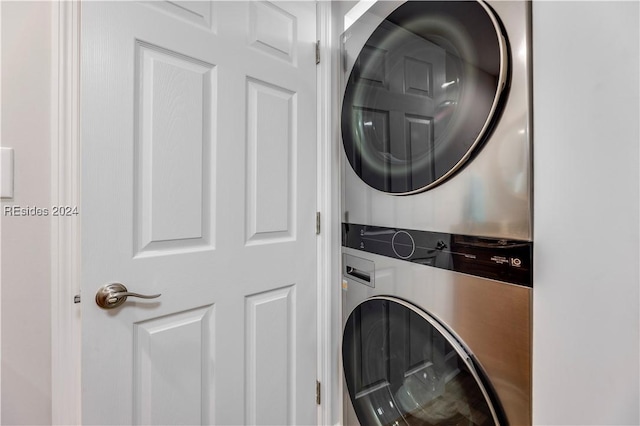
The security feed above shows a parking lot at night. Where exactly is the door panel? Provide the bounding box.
[246,78,295,243]
[81,2,317,424]
[134,40,216,256]
[245,285,295,425]
[149,1,216,30]
[133,305,216,425]
[249,1,297,63]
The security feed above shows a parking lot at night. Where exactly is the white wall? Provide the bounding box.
[0,2,53,424]
[532,2,639,424]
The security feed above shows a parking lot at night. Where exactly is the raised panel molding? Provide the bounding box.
[404,113,435,183]
[404,114,434,147]
[249,1,296,64]
[146,1,216,32]
[134,41,216,257]
[133,305,215,425]
[404,57,433,97]
[353,107,390,151]
[245,286,296,425]
[356,45,387,87]
[245,77,296,245]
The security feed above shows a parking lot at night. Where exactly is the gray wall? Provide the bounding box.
[1,1,53,424]
[532,2,639,424]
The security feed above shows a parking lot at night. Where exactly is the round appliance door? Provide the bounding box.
[342,297,501,426]
[342,1,508,194]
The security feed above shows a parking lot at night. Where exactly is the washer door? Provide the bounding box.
[342,297,501,425]
[342,1,508,194]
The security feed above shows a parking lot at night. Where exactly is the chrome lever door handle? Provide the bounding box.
[95,282,161,309]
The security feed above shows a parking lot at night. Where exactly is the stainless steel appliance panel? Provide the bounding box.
[341,1,532,241]
[342,247,532,425]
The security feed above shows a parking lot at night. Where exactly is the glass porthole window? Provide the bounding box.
[342,297,501,425]
[342,1,508,194]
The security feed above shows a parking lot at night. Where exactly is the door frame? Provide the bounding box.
[50,1,338,424]
[50,1,81,424]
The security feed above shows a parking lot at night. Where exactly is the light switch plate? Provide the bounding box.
[1,147,15,199]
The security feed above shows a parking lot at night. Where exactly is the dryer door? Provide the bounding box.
[342,1,508,194]
[342,297,501,426]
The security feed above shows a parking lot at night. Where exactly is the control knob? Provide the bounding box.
[392,231,415,259]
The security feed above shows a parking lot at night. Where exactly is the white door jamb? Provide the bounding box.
[316,1,340,425]
[50,1,81,424]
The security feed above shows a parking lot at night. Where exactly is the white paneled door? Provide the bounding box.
[81,2,317,424]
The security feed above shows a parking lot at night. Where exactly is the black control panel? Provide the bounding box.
[342,223,533,287]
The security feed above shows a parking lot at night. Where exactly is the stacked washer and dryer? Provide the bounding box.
[340,1,532,425]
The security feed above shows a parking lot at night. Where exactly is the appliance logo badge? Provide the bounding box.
[491,256,509,265]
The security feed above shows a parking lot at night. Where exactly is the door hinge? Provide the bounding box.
[316,211,321,235]
[316,380,321,405]
[73,294,81,304]
[315,40,320,64]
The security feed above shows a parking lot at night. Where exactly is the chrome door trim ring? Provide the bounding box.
[344,295,502,425]
[344,0,510,196]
